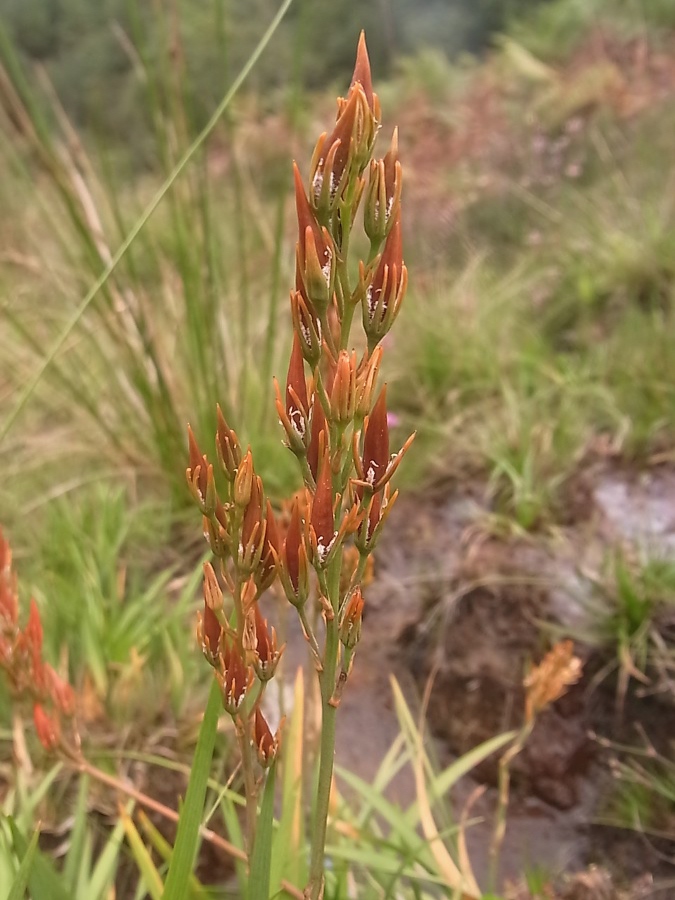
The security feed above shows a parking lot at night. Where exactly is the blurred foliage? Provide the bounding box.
[0,0,554,160]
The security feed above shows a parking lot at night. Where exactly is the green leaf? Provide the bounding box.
[162,678,221,900]
[6,824,39,900]
[8,819,70,900]
[248,761,277,900]
[63,775,89,893]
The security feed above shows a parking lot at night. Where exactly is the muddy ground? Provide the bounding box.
[287,463,675,897]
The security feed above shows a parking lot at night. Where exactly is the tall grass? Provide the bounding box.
[0,0,298,514]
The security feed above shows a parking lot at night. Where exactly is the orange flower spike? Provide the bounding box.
[216,404,242,482]
[362,213,408,350]
[362,385,390,492]
[311,450,336,566]
[33,703,60,752]
[294,163,334,314]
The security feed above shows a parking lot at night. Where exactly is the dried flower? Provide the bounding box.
[524,640,582,724]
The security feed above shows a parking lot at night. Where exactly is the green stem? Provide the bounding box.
[306,554,342,899]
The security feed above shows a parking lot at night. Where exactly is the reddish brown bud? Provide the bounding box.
[362,386,389,491]
[256,500,280,592]
[253,706,279,767]
[251,602,283,680]
[233,449,254,509]
[310,451,336,565]
[278,499,309,606]
[216,405,242,481]
[364,129,402,245]
[294,163,334,312]
[241,475,266,573]
[286,333,310,442]
[290,290,322,367]
[350,31,375,113]
[355,346,383,419]
[339,587,364,649]
[187,426,209,502]
[362,213,407,349]
[25,599,43,657]
[330,350,357,424]
[218,637,251,713]
[0,530,18,625]
[33,703,59,751]
[307,394,327,482]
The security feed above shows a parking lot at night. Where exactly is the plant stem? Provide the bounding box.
[306,554,342,900]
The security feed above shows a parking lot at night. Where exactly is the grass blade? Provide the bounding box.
[248,761,277,900]
[0,0,294,444]
[162,678,221,900]
[7,819,69,900]
[6,824,39,900]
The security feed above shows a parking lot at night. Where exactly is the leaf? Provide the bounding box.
[162,678,221,900]
[6,824,39,900]
[120,806,164,900]
[7,819,69,900]
[138,811,208,899]
[248,761,277,900]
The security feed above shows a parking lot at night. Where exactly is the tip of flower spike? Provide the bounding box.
[351,31,374,112]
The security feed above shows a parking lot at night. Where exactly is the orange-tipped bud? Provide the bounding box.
[254,706,280,767]
[294,163,334,313]
[33,703,59,751]
[203,562,224,612]
[364,129,402,246]
[355,346,383,420]
[307,395,327,482]
[216,405,242,482]
[218,637,251,714]
[256,500,280,592]
[339,587,364,649]
[310,450,336,565]
[198,604,222,667]
[0,530,18,626]
[286,333,310,442]
[362,386,389,491]
[25,598,43,657]
[44,665,75,717]
[187,426,208,499]
[277,499,309,607]
[252,603,283,681]
[233,448,254,509]
[350,31,375,113]
[290,290,322,367]
[330,350,357,425]
[362,213,407,350]
[240,475,266,573]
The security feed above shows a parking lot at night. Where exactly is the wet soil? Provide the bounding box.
[281,464,675,897]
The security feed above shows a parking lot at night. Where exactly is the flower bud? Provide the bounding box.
[253,706,281,768]
[277,499,309,607]
[339,587,364,649]
[294,163,334,314]
[362,213,407,350]
[240,475,266,573]
[307,393,327,483]
[286,333,310,442]
[187,426,209,503]
[290,289,322,368]
[256,500,280,592]
[364,129,402,246]
[310,450,336,566]
[355,347,383,420]
[330,350,357,425]
[33,703,59,751]
[362,386,389,492]
[217,637,251,714]
[216,405,242,482]
[233,448,254,509]
[251,602,283,681]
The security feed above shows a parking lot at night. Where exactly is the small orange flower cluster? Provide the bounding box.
[0,530,75,751]
[186,34,413,778]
